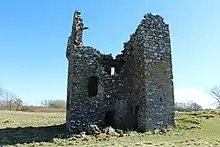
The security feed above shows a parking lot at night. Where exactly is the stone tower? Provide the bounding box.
[66,10,175,133]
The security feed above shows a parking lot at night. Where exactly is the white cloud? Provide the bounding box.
[174,88,217,109]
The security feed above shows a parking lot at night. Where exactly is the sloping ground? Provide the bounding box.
[0,110,220,147]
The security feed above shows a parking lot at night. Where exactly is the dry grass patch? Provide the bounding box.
[1,110,220,146]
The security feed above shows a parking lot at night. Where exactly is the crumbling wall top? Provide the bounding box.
[71,10,89,46]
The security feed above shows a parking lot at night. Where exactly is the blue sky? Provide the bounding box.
[0,0,220,108]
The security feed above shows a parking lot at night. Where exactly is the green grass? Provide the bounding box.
[1,110,220,146]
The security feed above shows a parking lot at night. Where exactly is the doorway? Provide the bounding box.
[105,111,115,127]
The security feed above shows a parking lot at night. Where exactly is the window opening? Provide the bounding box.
[111,67,115,75]
[88,76,98,97]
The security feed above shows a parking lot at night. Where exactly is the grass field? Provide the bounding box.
[1,110,220,147]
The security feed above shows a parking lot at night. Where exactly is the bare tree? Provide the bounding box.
[187,101,202,111]
[0,88,23,111]
[14,98,23,111]
[41,99,66,109]
[0,88,5,109]
[5,92,14,110]
[175,101,202,111]
[210,86,220,108]
[53,100,66,109]
[41,100,50,107]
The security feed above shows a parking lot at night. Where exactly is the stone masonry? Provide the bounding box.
[66,10,175,133]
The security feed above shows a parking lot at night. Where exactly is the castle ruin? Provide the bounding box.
[66,10,175,133]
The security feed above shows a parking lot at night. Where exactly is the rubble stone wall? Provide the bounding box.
[66,11,175,133]
[126,14,175,131]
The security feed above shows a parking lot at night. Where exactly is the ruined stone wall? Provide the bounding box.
[66,45,132,133]
[66,11,175,133]
[125,13,175,131]
[66,44,110,133]
[113,14,175,132]
[66,36,128,133]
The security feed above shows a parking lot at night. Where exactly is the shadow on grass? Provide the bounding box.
[0,124,71,146]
